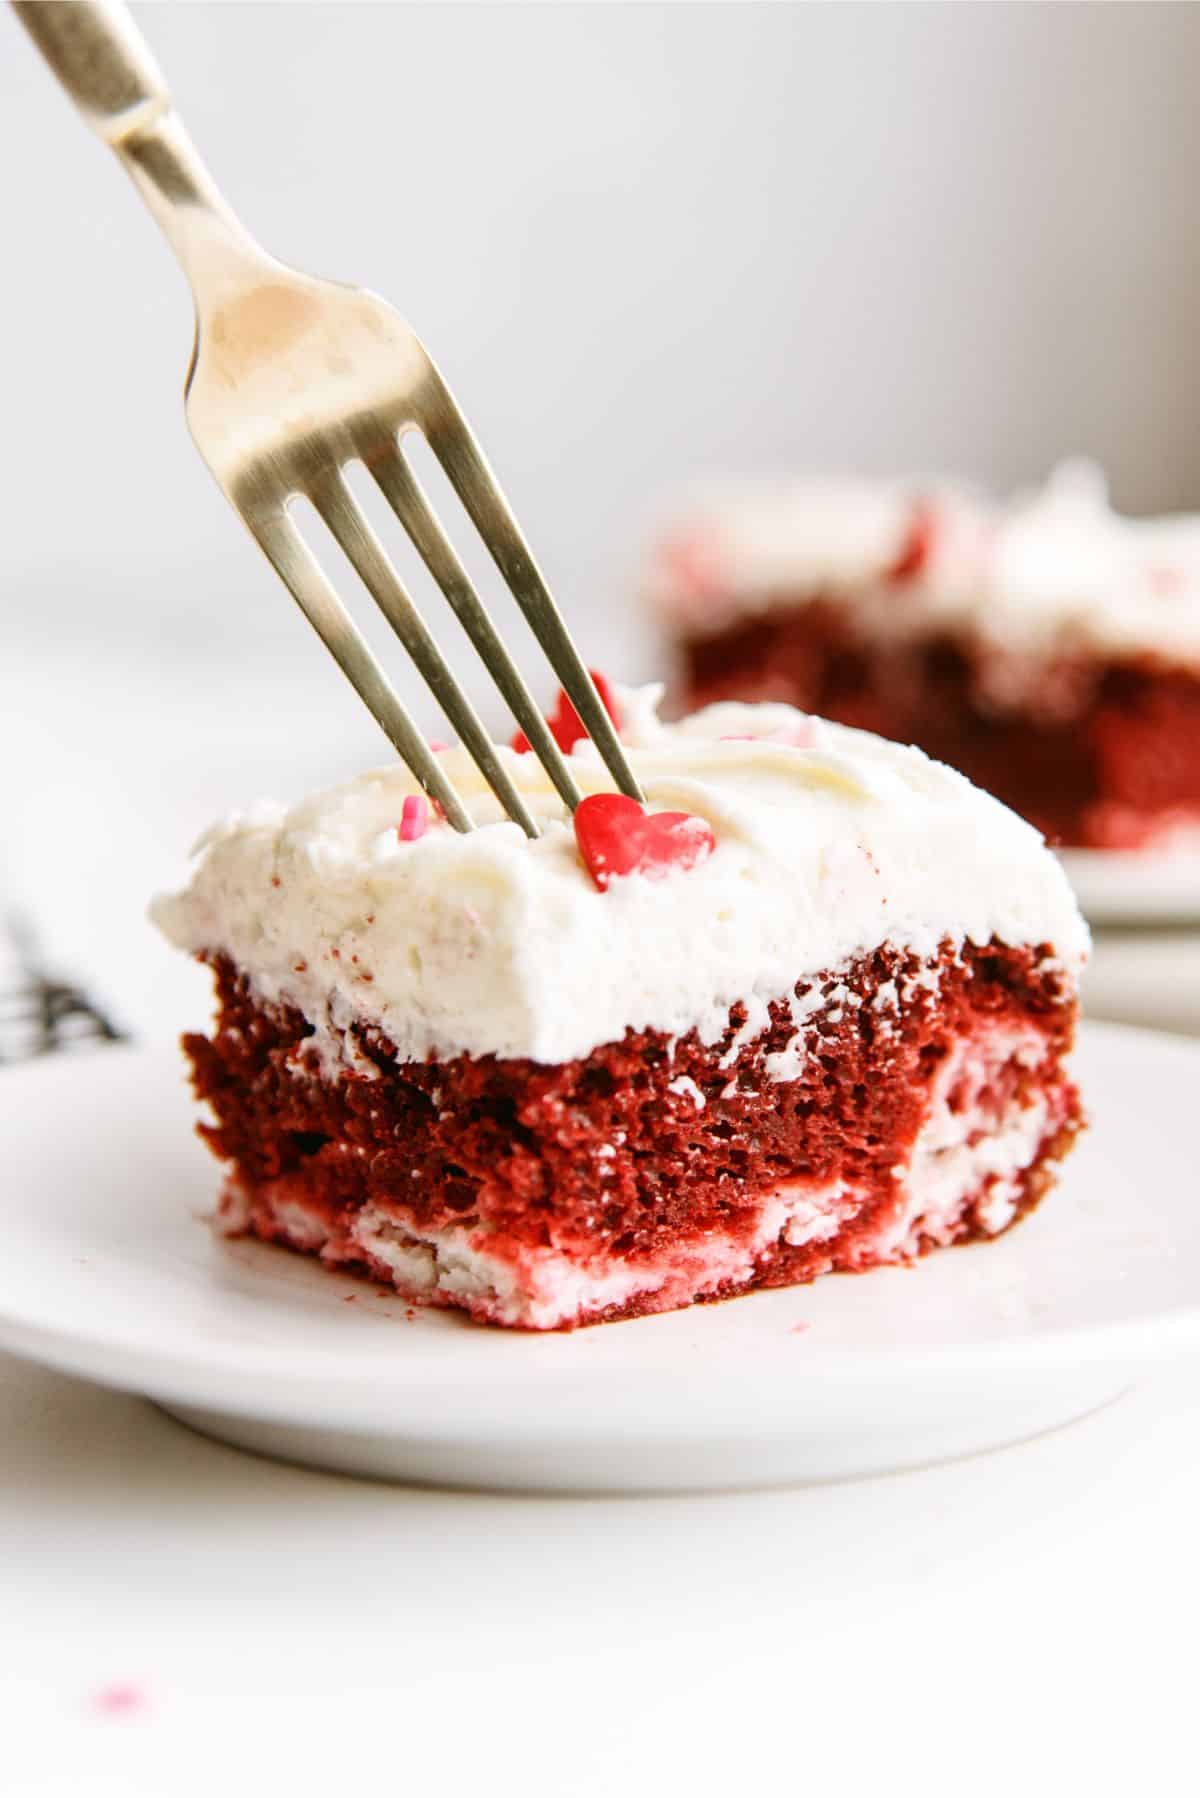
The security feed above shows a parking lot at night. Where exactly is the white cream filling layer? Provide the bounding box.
[858,1027,1051,1262]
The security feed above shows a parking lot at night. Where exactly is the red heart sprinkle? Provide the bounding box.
[574,793,715,891]
[511,670,622,755]
[887,501,938,583]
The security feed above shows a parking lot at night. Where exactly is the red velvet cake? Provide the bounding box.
[653,465,1200,850]
[152,687,1088,1329]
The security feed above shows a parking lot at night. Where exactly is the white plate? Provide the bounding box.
[1,1024,1197,1492]
[1059,844,1200,925]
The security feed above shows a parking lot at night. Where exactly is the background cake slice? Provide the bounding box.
[652,463,1200,851]
[152,690,1088,1329]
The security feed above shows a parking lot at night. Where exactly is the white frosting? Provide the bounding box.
[151,690,1087,1066]
[653,461,1200,670]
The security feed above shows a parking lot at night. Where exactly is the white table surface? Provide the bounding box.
[4,1344,1199,1795]
[5,641,1200,1791]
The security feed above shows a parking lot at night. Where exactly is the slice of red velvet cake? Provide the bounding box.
[151,686,1088,1329]
[652,464,1200,851]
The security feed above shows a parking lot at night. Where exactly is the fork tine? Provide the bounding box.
[309,472,543,838]
[250,510,475,833]
[368,444,584,813]
[419,383,646,804]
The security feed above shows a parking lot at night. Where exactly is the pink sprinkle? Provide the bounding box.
[660,526,726,604]
[428,739,452,752]
[399,795,430,842]
[92,1684,147,1718]
[790,1321,811,1336]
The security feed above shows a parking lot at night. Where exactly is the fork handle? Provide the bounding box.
[13,0,263,291]
[12,0,170,146]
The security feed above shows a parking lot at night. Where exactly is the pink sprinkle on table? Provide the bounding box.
[790,1321,812,1336]
[399,795,429,842]
[92,1683,147,1718]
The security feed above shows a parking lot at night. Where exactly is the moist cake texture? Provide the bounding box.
[654,464,1200,850]
[153,688,1088,1329]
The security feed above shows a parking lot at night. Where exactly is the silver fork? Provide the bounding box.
[14,0,644,836]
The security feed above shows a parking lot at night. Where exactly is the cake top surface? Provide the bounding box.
[652,462,1200,667]
[152,689,1087,1066]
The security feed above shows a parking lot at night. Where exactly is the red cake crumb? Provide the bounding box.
[182,937,1081,1331]
[679,605,1200,848]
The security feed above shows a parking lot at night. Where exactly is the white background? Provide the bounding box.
[5,0,1200,621]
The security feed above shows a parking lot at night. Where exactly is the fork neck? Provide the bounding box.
[15,0,270,303]
[115,107,274,302]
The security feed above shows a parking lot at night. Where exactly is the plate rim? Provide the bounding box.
[0,1023,1198,1423]
[1057,843,1200,926]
